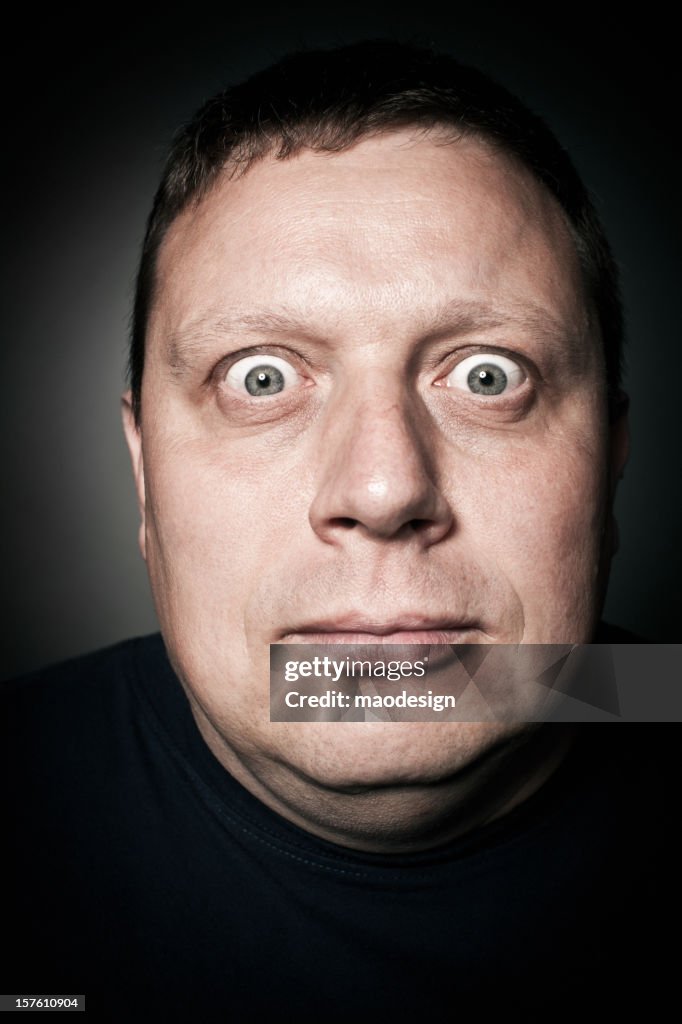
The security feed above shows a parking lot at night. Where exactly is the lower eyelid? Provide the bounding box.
[438,374,527,393]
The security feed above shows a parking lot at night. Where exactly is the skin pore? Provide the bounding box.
[123,129,628,852]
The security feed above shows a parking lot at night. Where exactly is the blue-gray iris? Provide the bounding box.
[467,363,507,395]
[245,365,285,396]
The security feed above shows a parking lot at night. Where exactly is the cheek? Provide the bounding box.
[142,437,297,630]
[466,432,609,640]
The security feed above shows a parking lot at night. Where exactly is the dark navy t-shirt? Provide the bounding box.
[1,631,676,1020]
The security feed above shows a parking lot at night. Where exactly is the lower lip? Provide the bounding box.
[282,629,482,645]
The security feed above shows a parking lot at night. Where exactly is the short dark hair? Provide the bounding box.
[129,39,623,423]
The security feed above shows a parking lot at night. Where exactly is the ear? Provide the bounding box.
[608,390,630,491]
[121,390,147,560]
[607,390,630,556]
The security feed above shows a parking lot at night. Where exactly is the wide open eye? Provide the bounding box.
[445,353,525,396]
[224,354,300,397]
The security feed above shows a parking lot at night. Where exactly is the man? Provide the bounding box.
[2,40,675,1018]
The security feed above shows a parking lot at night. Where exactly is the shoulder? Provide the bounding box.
[593,620,652,642]
[0,634,175,831]
[0,634,166,746]
[2,634,163,697]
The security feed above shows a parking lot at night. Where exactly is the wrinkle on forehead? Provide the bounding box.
[156,130,573,266]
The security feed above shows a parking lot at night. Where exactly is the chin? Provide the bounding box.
[274,720,517,790]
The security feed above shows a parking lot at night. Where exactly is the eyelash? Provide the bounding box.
[214,346,309,383]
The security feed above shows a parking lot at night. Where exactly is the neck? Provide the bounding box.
[188,703,576,853]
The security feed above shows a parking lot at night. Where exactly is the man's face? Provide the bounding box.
[124,130,625,791]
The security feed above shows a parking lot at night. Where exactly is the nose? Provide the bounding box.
[308,382,454,547]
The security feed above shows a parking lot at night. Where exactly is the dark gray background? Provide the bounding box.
[2,2,680,679]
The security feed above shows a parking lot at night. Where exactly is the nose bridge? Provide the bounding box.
[308,372,452,543]
[353,383,429,485]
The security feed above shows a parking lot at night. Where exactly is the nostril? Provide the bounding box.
[408,516,455,544]
[329,517,357,530]
[410,518,432,532]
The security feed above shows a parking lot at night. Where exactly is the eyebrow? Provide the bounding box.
[166,309,319,373]
[164,298,589,375]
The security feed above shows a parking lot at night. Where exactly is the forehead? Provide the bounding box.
[150,129,591,349]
